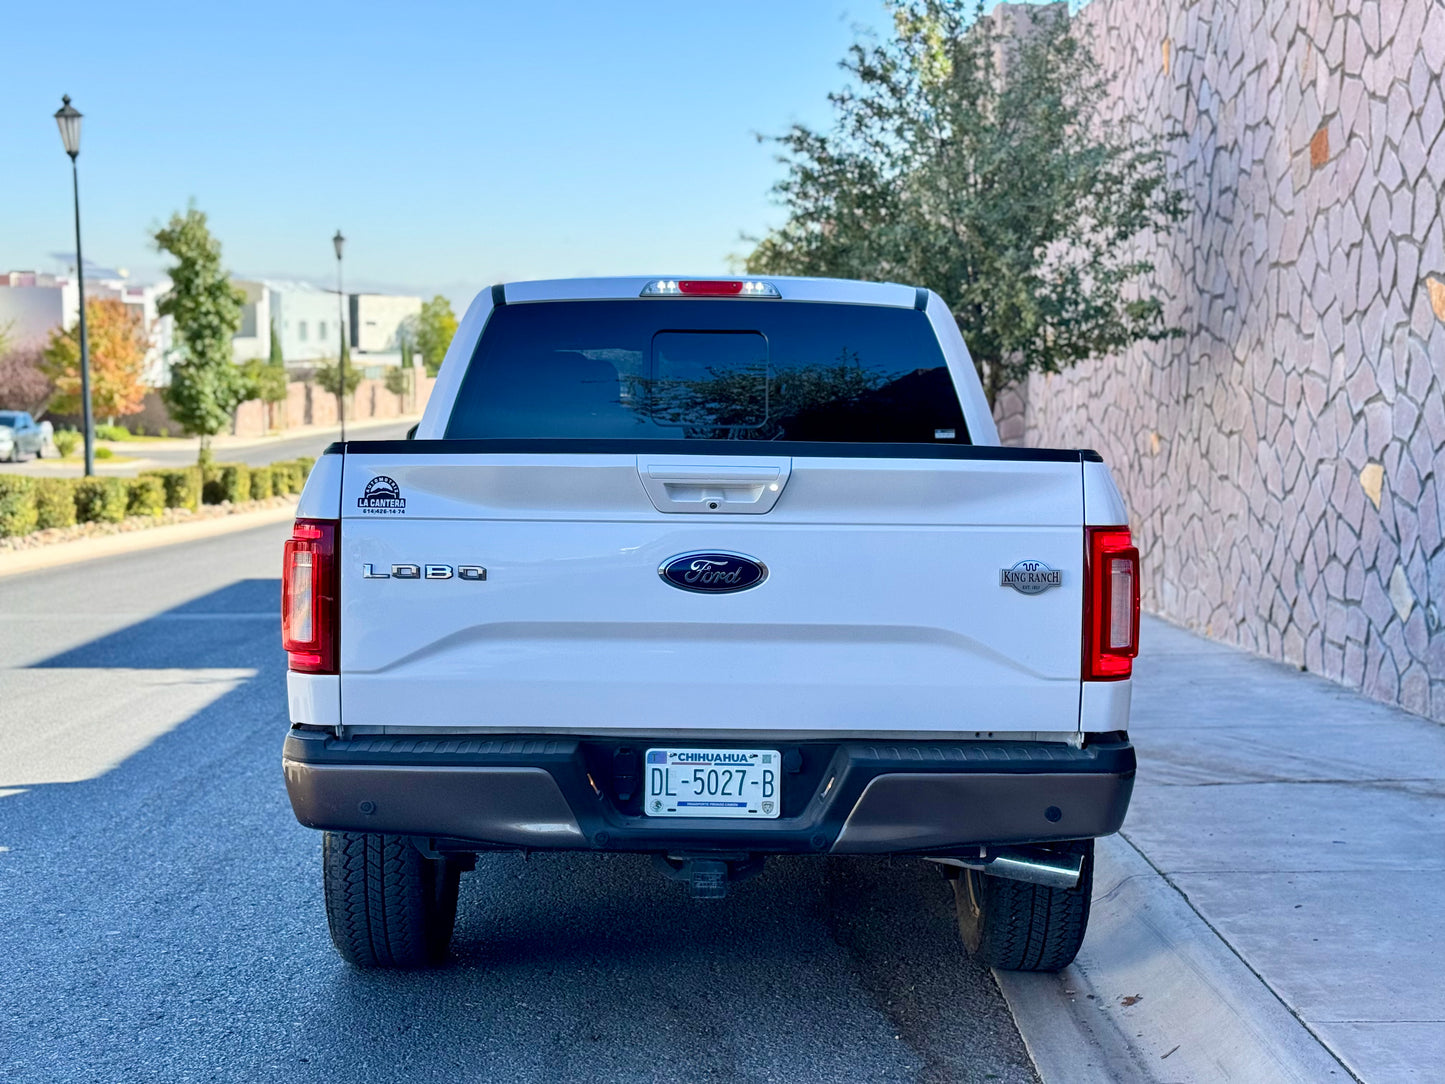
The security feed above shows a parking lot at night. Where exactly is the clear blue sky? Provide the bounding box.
[2,0,905,310]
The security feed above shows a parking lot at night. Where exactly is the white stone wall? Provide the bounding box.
[1000,0,1445,720]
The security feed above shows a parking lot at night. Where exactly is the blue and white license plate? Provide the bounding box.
[643,748,781,818]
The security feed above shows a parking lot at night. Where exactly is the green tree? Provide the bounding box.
[397,316,416,370]
[153,207,246,463]
[745,0,1185,407]
[240,357,288,404]
[314,357,362,397]
[415,296,458,377]
[269,316,285,367]
[238,316,289,424]
[383,365,410,405]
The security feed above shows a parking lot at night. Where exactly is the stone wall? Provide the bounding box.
[999,0,1445,721]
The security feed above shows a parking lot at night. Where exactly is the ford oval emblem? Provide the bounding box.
[659,552,768,594]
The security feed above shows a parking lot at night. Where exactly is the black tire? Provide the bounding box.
[322,832,461,968]
[952,840,1093,972]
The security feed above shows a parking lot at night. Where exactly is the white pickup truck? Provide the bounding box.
[280,276,1138,972]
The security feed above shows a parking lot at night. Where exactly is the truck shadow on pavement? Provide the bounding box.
[0,579,1038,1084]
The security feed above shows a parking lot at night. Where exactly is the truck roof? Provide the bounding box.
[498,275,924,309]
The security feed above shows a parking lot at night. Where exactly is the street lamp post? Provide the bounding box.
[333,229,347,442]
[54,95,94,477]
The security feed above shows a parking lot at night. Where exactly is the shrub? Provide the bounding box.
[95,423,132,441]
[141,468,201,511]
[126,475,166,517]
[94,446,114,460]
[73,478,127,524]
[265,460,300,495]
[294,456,315,479]
[54,428,81,457]
[248,466,274,500]
[202,462,249,505]
[0,475,39,537]
[34,477,77,529]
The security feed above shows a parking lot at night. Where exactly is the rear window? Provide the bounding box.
[444,300,968,444]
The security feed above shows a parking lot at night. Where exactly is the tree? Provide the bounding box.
[383,365,410,407]
[0,345,54,416]
[240,358,288,404]
[415,296,458,376]
[153,206,246,463]
[745,0,1185,407]
[314,357,362,397]
[41,298,150,420]
[238,315,290,408]
[397,315,417,370]
[268,316,285,367]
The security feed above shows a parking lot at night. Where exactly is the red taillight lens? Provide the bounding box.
[1084,526,1139,680]
[640,279,781,298]
[282,518,338,674]
[677,279,744,295]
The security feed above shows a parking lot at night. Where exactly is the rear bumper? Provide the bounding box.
[282,730,1135,856]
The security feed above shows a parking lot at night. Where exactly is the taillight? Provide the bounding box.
[1083,526,1139,680]
[640,279,781,297]
[282,518,338,674]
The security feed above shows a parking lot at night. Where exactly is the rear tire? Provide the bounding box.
[322,832,461,968]
[952,840,1093,972]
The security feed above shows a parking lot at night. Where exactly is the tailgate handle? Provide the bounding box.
[639,462,790,514]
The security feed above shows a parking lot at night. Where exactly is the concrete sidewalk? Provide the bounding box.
[1010,616,1442,1082]
[1124,617,1444,1080]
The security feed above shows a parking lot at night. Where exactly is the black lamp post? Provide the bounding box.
[54,95,94,477]
[333,229,347,442]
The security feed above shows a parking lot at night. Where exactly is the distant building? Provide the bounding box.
[0,268,177,385]
[231,281,421,367]
[350,293,422,353]
[233,279,344,363]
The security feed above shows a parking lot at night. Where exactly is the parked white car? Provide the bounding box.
[279,276,1140,972]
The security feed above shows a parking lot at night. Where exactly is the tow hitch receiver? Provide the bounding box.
[654,853,765,899]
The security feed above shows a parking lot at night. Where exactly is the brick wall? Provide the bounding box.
[999,0,1445,720]
[231,373,435,437]
[118,373,435,439]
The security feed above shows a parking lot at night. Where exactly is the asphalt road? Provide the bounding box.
[0,526,1038,1084]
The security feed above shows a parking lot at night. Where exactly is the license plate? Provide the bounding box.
[643,748,781,818]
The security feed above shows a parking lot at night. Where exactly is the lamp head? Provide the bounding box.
[55,95,82,159]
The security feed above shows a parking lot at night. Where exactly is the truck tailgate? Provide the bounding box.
[337,450,1084,736]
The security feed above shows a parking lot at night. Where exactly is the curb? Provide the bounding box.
[0,503,298,579]
[996,834,1354,1083]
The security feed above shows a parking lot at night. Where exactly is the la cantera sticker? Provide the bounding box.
[358,475,406,514]
[1000,559,1062,595]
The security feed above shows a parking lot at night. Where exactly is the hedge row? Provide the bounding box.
[0,457,313,539]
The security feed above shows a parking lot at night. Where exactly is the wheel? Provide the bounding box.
[321,832,462,968]
[952,840,1093,972]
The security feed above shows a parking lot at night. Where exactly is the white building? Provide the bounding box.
[350,293,422,353]
[233,279,347,363]
[0,268,177,386]
[232,280,421,367]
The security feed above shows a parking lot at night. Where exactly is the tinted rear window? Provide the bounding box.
[444,300,968,444]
